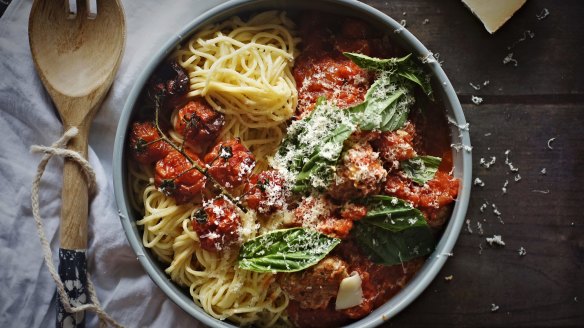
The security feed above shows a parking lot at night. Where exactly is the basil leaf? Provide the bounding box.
[361,195,427,232]
[344,52,433,97]
[351,195,434,266]
[353,221,434,266]
[401,155,442,185]
[238,228,341,273]
[348,76,409,132]
[272,97,356,193]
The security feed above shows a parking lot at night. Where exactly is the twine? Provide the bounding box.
[30,127,123,328]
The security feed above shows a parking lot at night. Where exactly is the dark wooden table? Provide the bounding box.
[2,0,581,327]
[360,1,584,327]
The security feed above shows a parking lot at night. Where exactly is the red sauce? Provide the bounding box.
[286,13,456,327]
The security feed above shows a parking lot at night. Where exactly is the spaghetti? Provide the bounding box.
[175,11,298,170]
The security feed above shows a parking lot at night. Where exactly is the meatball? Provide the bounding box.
[173,98,225,154]
[155,150,206,204]
[129,121,173,164]
[204,139,255,189]
[384,171,459,227]
[328,141,387,201]
[279,256,349,310]
[372,121,417,170]
[244,170,288,214]
[192,197,241,253]
[292,195,354,239]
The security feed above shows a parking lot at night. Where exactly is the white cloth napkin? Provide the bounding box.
[0,0,226,326]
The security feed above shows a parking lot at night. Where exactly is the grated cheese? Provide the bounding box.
[547,137,556,150]
[486,235,505,246]
[471,95,483,105]
[540,168,547,175]
[536,8,550,21]
[474,177,485,187]
[465,219,473,234]
[502,179,509,194]
[480,156,496,168]
[518,246,527,256]
[504,150,519,172]
[514,174,522,182]
[444,275,454,281]
[422,18,430,25]
[503,52,518,67]
[491,303,500,312]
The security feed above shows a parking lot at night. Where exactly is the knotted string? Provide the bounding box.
[30,127,124,328]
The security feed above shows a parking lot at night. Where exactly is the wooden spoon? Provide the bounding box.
[28,0,125,326]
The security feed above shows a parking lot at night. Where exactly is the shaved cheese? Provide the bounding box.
[462,0,527,34]
[335,272,363,310]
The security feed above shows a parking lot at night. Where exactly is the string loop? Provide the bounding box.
[30,127,123,328]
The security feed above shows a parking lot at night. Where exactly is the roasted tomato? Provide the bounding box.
[192,197,241,253]
[384,171,459,227]
[173,98,225,154]
[204,139,255,189]
[155,150,206,204]
[129,121,173,164]
[148,61,189,98]
[244,170,287,214]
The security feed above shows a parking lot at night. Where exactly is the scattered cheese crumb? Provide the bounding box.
[507,30,535,50]
[514,174,522,182]
[503,52,518,67]
[492,203,501,216]
[474,177,485,187]
[540,168,547,175]
[536,8,550,21]
[402,11,407,16]
[502,179,509,194]
[532,189,550,194]
[469,82,481,90]
[518,246,527,256]
[444,275,454,281]
[478,242,483,255]
[480,156,496,168]
[400,19,407,27]
[484,132,492,137]
[479,203,487,213]
[476,221,484,235]
[471,95,483,105]
[491,303,500,312]
[504,150,519,172]
[486,235,505,246]
[483,80,490,86]
[451,143,473,152]
[547,137,556,149]
[420,52,437,64]
[465,219,473,234]
[422,18,430,25]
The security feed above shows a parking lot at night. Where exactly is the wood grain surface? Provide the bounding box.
[360,0,584,327]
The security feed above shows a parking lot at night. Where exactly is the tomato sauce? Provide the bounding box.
[287,12,457,327]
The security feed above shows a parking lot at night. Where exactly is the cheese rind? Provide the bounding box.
[335,272,363,310]
[462,0,527,34]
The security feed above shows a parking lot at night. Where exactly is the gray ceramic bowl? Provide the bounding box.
[113,0,472,327]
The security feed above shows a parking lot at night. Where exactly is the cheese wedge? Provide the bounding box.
[335,272,363,310]
[462,0,527,34]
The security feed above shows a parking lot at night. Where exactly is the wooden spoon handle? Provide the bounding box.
[57,128,89,328]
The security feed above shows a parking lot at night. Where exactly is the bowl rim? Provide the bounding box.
[112,0,472,327]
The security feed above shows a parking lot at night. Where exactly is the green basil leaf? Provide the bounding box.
[238,228,341,273]
[344,52,433,98]
[343,52,412,70]
[361,195,427,232]
[401,155,442,185]
[272,97,356,193]
[353,221,434,266]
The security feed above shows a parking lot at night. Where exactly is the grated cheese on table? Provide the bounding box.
[486,235,505,246]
